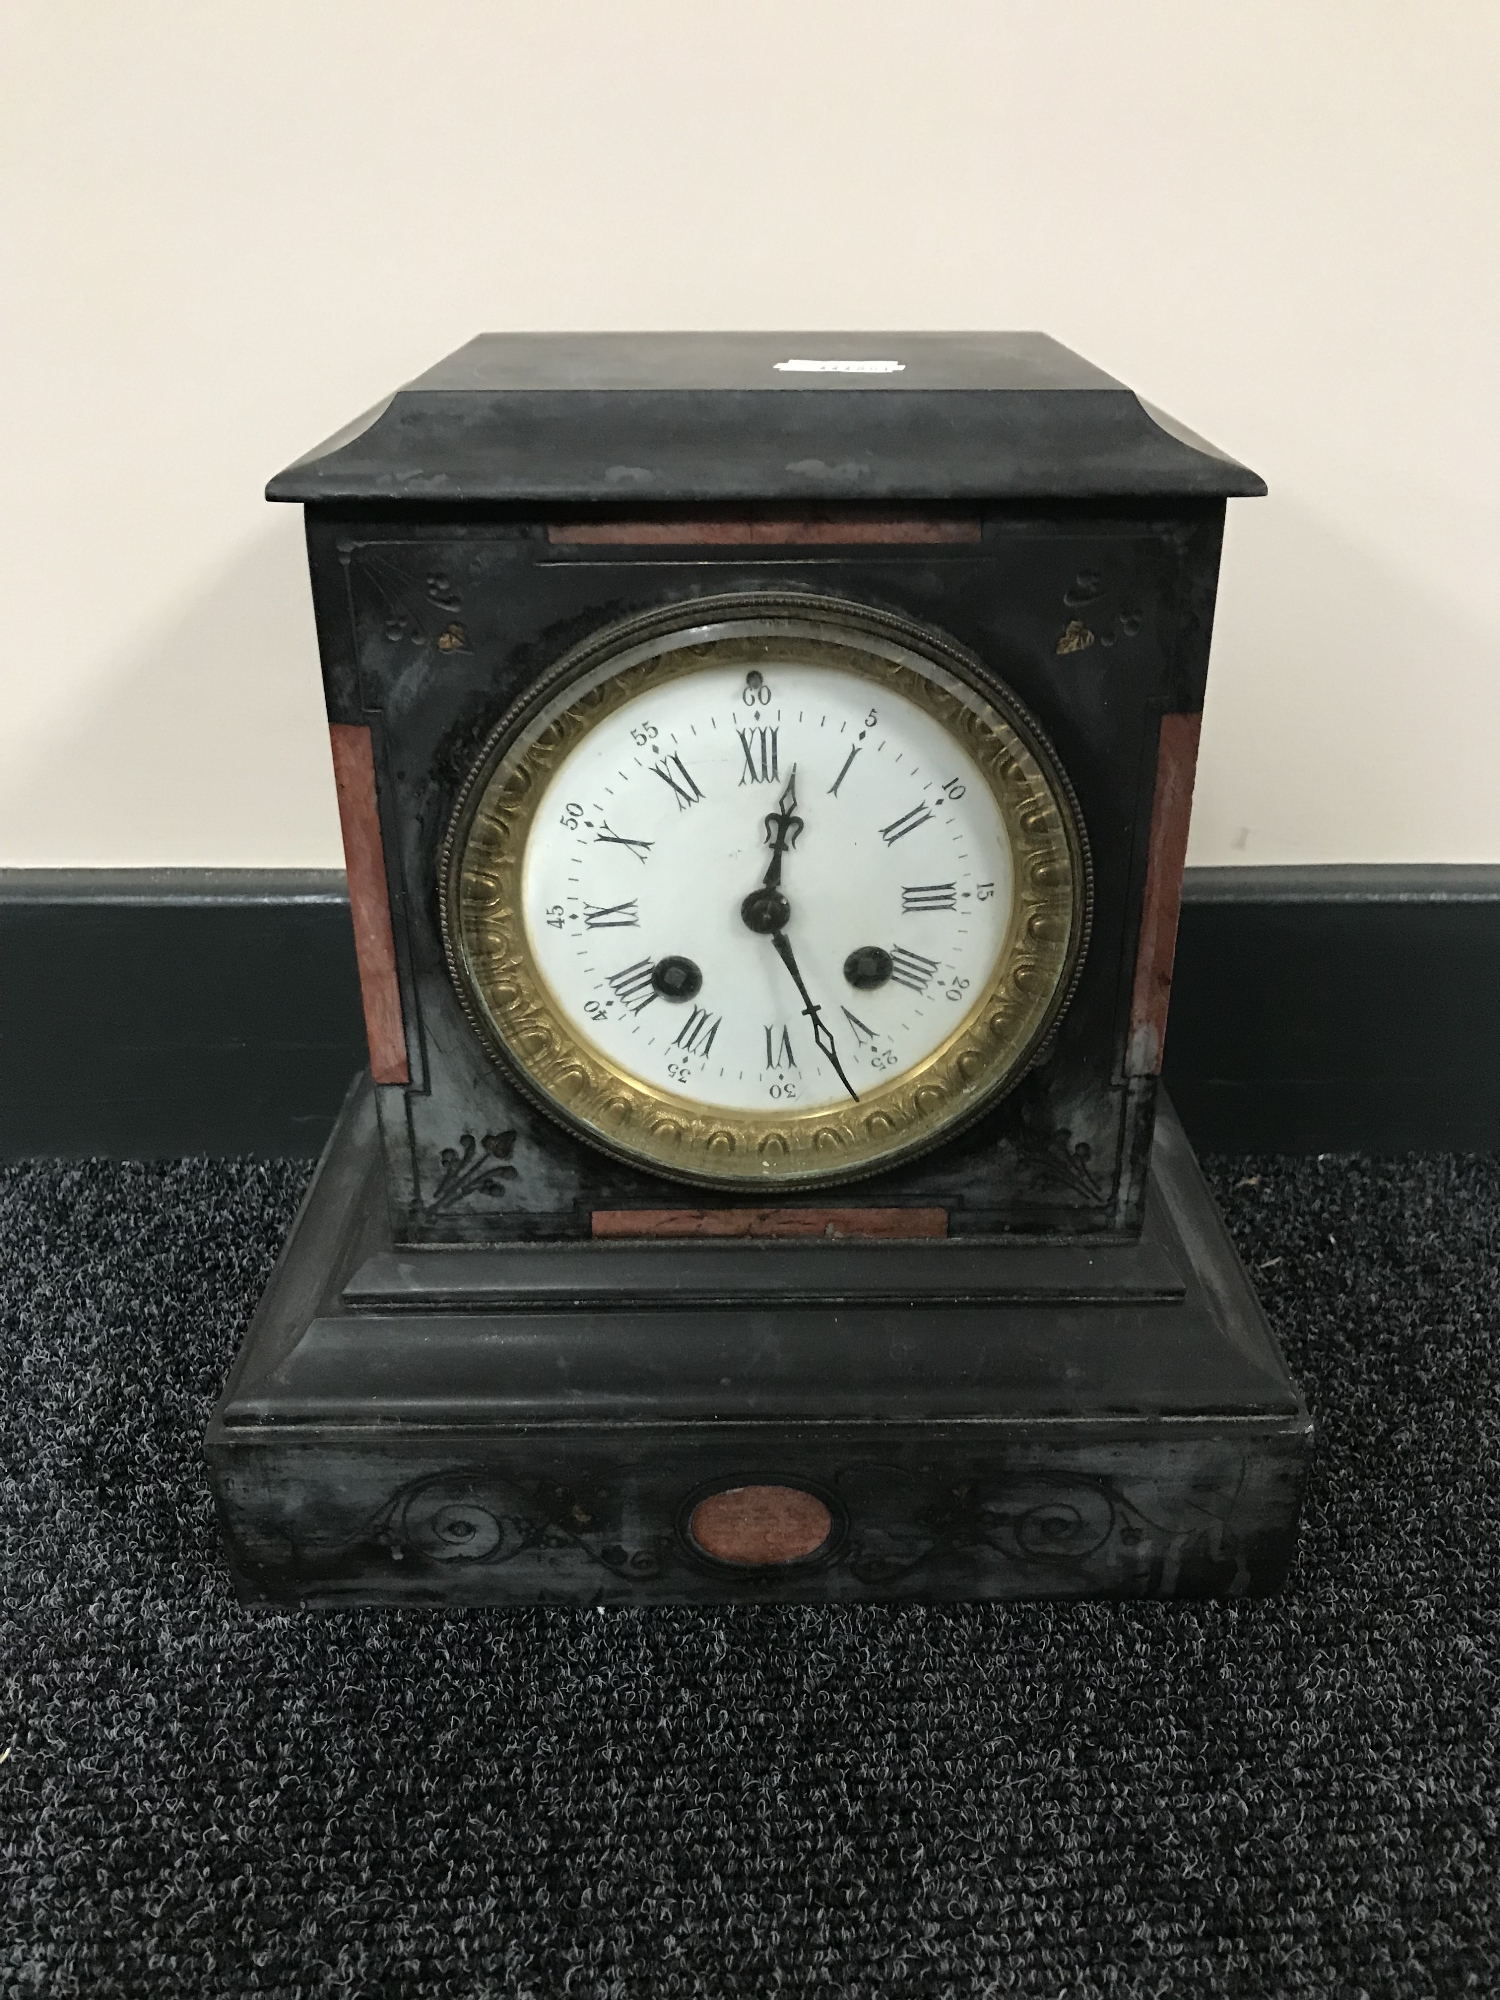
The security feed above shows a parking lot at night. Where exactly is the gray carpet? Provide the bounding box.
[1,1151,1496,1998]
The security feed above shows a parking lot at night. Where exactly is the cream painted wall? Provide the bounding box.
[3,0,1498,868]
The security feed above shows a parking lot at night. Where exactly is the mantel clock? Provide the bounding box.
[208,333,1309,1604]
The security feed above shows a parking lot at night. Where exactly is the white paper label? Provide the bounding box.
[774,358,905,374]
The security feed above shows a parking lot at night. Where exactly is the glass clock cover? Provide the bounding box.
[441,594,1089,1187]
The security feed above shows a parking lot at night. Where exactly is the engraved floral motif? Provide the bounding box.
[1055,619,1096,656]
[372,1470,667,1580]
[350,552,471,651]
[428,1129,518,1213]
[1063,570,1105,608]
[1003,1124,1106,1204]
[844,1472,1124,1586]
[358,1456,1246,1596]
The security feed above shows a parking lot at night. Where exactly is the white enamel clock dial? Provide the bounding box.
[523,664,1010,1113]
[444,599,1087,1188]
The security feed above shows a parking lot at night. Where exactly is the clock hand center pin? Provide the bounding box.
[740,764,801,932]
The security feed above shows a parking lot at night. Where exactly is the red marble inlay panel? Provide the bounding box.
[547,515,981,546]
[591,1206,948,1240]
[688,1486,834,1566]
[1126,711,1202,1077]
[328,723,409,1086]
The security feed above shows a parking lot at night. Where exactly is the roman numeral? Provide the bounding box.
[593,820,653,862]
[889,946,938,993]
[670,1006,721,1057]
[606,958,657,1013]
[902,882,957,912]
[650,753,704,810]
[582,899,639,929]
[737,727,779,785]
[840,1006,878,1046]
[879,803,935,846]
[764,1024,797,1069]
[828,746,860,797]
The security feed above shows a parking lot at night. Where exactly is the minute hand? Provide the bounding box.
[770,929,859,1103]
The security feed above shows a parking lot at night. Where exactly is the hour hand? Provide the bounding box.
[761,770,803,890]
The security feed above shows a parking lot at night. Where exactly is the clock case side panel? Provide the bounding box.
[299,504,1226,1245]
[301,515,421,1230]
[1110,505,1225,1228]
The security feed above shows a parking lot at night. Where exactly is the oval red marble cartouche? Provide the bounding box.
[687,1485,833,1566]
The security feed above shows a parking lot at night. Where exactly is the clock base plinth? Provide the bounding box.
[206,1079,1310,1605]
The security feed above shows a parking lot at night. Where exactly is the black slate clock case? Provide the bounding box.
[313,512,1210,1243]
[207,334,1311,1606]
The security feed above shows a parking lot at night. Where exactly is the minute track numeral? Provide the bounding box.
[879,803,935,846]
[737,726,779,785]
[582,898,639,929]
[902,882,956,912]
[889,946,938,994]
[606,958,658,1012]
[670,1006,721,1057]
[650,753,705,811]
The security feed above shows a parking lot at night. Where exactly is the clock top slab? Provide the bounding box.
[267,331,1264,507]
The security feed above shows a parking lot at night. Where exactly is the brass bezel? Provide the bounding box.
[440,592,1091,1189]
